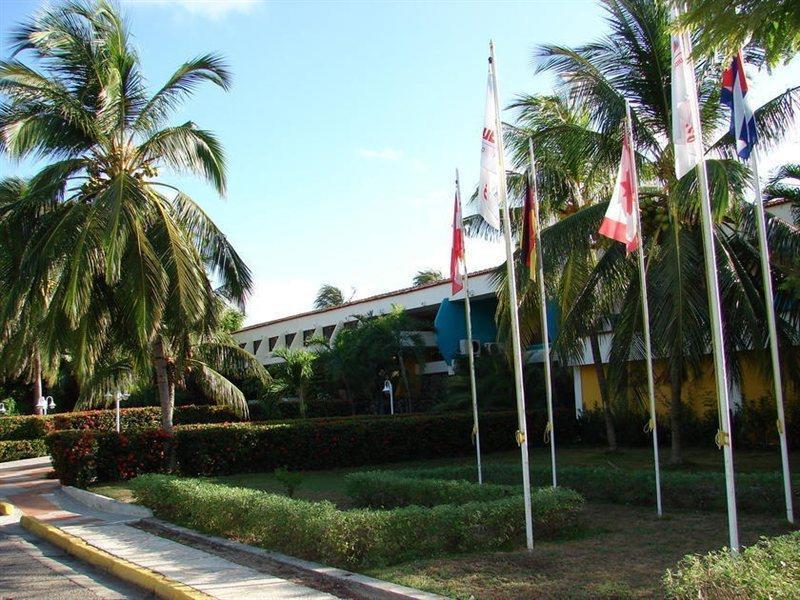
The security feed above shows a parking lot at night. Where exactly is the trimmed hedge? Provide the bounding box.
[47,430,172,486]
[0,404,241,442]
[388,464,797,515]
[0,416,49,441]
[130,474,584,568]
[345,471,519,508]
[172,412,519,476]
[663,531,800,599]
[47,412,520,484]
[0,439,48,462]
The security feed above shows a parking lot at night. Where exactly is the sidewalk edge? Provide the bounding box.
[20,514,212,600]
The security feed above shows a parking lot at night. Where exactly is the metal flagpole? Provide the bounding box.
[674,11,739,551]
[456,169,484,486]
[625,101,663,517]
[527,139,557,488]
[489,40,534,550]
[750,148,793,524]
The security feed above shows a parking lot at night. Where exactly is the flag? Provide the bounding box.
[478,65,501,230]
[521,172,537,277]
[671,31,704,179]
[721,51,758,160]
[599,116,639,253]
[450,189,465,295]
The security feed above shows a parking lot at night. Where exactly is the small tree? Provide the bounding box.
[314,284,345,309]
[272,348,317,417]
[412,269,443,286]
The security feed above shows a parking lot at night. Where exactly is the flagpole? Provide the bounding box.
[625,101,663,517]
[456,169,484,486]
[527,139,557,488]
[672,11,739,552]
[750,149,793,524]
[490,40,534,550]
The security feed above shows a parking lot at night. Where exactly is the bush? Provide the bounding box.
[0,439,48,462]
[389,463,796,515]
[130,474,583,568]
[663,531,800,599]
[345,471,518,508]
[46,429,172,487]
[0,404,241,442]
[172,412,521,476]
[0,416,49,441]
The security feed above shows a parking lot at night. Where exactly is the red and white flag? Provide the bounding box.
[599,117,639,253]
[478,65,501,230]
[450,187,465,295]
[671,30,704,179]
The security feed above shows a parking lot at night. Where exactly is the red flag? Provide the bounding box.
[450,189,465,295]
[521,174,537,277]
[598,118,639,253]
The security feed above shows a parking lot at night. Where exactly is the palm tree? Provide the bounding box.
[0,1,253,429]
[764,164,800,301]
[314,284,345,309]
[413,269,443,286]
[499,0,800,463]
[680,0,800,66]
[272,347,317,417]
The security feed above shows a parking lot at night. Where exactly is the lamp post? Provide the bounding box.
[382,379,394,415]
[37,396,55,416]
[0,402,6,416]
[106,391,131,432]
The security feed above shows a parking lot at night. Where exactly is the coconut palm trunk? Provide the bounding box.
[589,331,617,451]
[32,350,43,415]
[153,336,174,432]
[669,361,683,464]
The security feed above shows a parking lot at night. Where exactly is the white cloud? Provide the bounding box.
[357,147,404,161]
[128,0,258,20]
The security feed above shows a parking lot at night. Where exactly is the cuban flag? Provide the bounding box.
[721,51,758,160]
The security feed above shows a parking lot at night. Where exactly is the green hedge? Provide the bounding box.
[172,412,519,476]
[0,405,240,442]
[46,412,521,484]
[0,439,48,462]
[345,471,519,508]
[389,464,796,514]
[0,416,49,441]
[130,474,583,568]
[663,531,800,599]
[46,430,172,486]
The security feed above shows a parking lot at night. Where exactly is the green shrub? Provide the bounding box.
[46,429,172,487]
[0,416,49,441]
[130,474,583,568]
[390,464,796,515]
[663,531,800,599]
[0,439,48,462]
[345,471,518,508]
[273,467,303,498]
[0,404,240,442]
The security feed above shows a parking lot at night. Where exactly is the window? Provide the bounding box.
[284,332,296,348]
[303,328,316,345]
[252,339,262,354]
[322,325,336,341]
[238,343,246,349]
[268,336,278,351]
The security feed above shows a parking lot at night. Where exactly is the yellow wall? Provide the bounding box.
[579,352,798,417]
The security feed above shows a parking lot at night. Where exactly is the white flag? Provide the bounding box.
[671,31,704,179]
[478,67,501,230]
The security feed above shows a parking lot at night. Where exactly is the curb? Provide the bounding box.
[0,500,15,515]
[145,518,448,600]
[61,485,152,519]
[20,514,212,600]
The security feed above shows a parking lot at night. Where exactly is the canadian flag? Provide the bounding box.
[478,65,501,230]
[598,116,639,253]
[671,30,704,179]
[450,188,465,295]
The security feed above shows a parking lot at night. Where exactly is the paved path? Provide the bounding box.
[0,457,339,599]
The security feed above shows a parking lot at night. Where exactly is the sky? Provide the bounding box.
[1,0,798,326]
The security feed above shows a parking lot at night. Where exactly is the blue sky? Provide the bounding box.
[2,0,798,325]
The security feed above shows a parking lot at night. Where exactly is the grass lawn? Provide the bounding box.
[89,446,799,599]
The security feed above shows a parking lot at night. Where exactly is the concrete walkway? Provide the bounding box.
[0,457,338,599]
